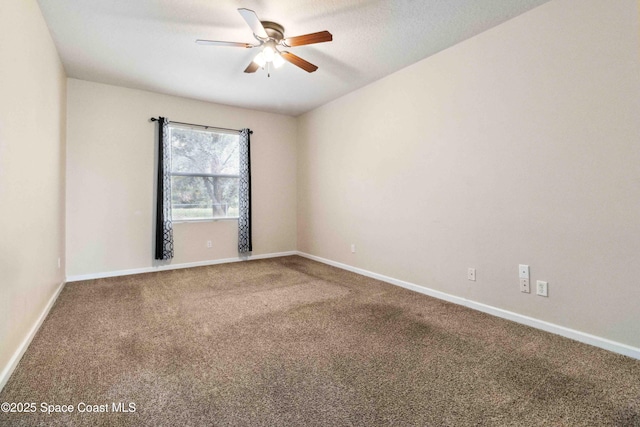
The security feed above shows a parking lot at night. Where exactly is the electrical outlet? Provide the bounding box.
[520,278,530,293]
[536,280,548,297]
[57,257,61,269]
[206,240,212,248]
[519,264,530,279]
[351,244,356,253]
[467,268,476,281]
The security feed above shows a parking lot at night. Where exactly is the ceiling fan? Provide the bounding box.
[196,8,332,75]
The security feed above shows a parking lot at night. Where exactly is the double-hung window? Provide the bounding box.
[169,124,240,221]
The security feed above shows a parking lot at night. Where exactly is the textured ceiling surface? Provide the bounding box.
[37,0,551,116]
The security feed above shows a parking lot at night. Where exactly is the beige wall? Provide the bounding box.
[298,0,640,347]
[0,1,66,380]
[66,79,297,276]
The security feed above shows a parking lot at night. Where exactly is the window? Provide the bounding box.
[169,124,240,221]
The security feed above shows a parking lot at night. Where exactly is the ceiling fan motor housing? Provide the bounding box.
[261,21,285,41]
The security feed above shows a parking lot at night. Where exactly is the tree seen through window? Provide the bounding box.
[170,125,240,220]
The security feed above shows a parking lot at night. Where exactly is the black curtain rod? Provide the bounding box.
[150,117,252,134]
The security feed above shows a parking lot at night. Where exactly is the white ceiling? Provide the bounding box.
[37,0,551,116]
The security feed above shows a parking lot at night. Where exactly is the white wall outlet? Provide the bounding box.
[467,268,476,281]
[57,257,61,269]
[519,264,530,279]
[351,244,356,253]
[206,240,212,248]
[536,280,548,297]
[520,278,530,293]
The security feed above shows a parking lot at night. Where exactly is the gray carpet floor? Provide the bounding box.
[1,255,639,426]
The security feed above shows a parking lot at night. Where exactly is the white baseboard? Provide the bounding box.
[296,252,640,360]
[66,251,298,282]
[0,281,66,392]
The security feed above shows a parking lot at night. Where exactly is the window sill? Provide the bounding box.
[173,217,239,224]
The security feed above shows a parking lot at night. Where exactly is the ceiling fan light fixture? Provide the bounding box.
[262,45,275,62]
[272,53,285,68]
[253,51,266,67]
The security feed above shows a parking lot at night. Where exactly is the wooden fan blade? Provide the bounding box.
[238,8,268,39]
[244,61,260,73]
[281,51,318,73]
[283,31,332,47]
[196,39,254,48]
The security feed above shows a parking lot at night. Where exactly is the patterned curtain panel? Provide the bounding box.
[155,117,174,260]
[238,129,252,253]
